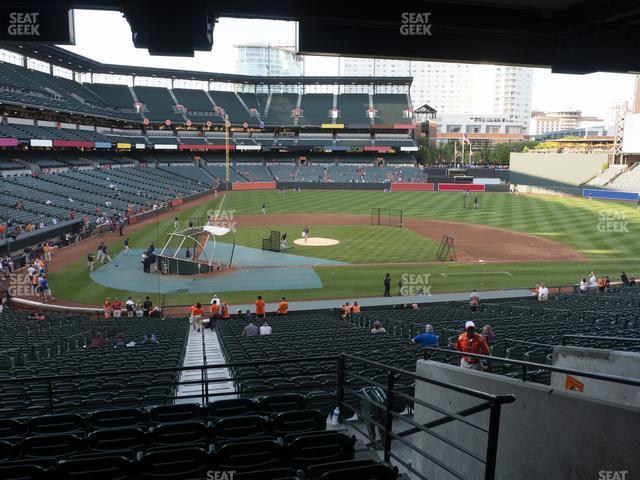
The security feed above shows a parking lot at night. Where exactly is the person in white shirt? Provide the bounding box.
[259,321,272,336]
[125,297,135,318]
[537,283,549,301]
[210,294,219,305]
[588,272,597,289]
[579,278,588,293]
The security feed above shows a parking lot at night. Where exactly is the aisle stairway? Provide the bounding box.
[175,324,235,404]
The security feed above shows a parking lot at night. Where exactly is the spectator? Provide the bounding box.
[221,302,230,319]
[631,276,637,287]
[469,289,480,311]
[125,297,135,318]
[604,276,611,292]
[190,302,204,332]
[351,301,361,316]
[621,272,630,287]
[38,274,53,301]
[260,321,272,336]
[143,297,152,317]
[578,278,588,293]
[340,302,351,320]
[149,307,162,318]
[371,321,386,334]
[597,276,606,292]
[412,325,438,347]
[277,297,288,315]
[455,321,490,370]
[209,299,220,320]
[255,295,266,319]
[482,325,496,346]
[244,310,255,322]
[135,302,144,318]
[537,283,549,301]
[588,272,597,289]
[103,297,112,319]
[242,321,259,337]
[112,297,123,319]
[28,312,45,321]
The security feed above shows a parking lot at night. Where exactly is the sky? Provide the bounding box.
[61,10,637,125]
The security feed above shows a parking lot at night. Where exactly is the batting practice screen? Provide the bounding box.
[371,208,403,228]
[262,230,281,252]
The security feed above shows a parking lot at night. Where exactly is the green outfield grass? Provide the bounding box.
[232,225,438,264]
[48,190,640,307]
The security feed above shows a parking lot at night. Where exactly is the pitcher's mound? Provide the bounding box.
[294,237,340,247]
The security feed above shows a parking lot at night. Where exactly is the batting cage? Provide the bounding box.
[371,208,404,228]
[462,194,483,209]
[436,235,456,261]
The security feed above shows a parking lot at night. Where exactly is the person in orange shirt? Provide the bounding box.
[221,302,230,319]
[341,302,351,320]
[209,300,220,320]
[255,295,266,319]
[277,297,288,315]
[190,302,204,332]
[455,321,490,370]
[351,301,361,314]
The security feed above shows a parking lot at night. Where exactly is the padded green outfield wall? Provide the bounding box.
[509,152,610,188]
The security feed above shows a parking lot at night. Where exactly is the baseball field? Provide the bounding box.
[47,190,640,307]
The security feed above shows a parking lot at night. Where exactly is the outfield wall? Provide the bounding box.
[413,361,638,480]
[510,152,610,189]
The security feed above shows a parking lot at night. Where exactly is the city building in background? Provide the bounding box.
[435,114,528,146]
[338,58,533,128]
[530,110,603,135]
[235,43,302,77]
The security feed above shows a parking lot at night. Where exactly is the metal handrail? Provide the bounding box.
[341,352,514,403]
[561,334,640,346]
[422,347,640,387]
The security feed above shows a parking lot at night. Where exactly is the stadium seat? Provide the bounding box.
[149,404,204,424]
[138,446,214,479]
[150,421,211,446]
[55,454,134,480]
[287,432,355,468]
[28,414,87,435]
[259,394,306,414]
[207,398,258,418]
[317,463,398,480]
[89,408,149,429]
[214,439,286,472]
[21,434,87,458]
[213,415,270,440]
[307,459,376,479]
[88,427,149,451]
[271,409,325,435]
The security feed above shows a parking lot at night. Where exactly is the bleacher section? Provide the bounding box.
[208,91,255,125]
[372,94,409,125]
[134,87,184,123]
[298,94,334,126]
[336,94,370,126]
[265,94,298,126]
[172,88,215,122]
[587,164,628,188]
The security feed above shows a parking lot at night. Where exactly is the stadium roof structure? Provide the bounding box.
[4,0,640,73]
[1,44,413,86]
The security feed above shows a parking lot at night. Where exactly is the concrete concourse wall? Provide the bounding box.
[412,360,638,480]
[510,152,610,188]
[551,346,640,407]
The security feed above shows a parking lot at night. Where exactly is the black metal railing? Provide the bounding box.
[561,334,640,347]
[422,347,640,387]
[337,353,515,480]
[0,352,518,480]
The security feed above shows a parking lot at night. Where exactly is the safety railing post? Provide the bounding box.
[484,402,502,480]
[336,355,346,423]
[47,378,54,415]
[383,370,395,463]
